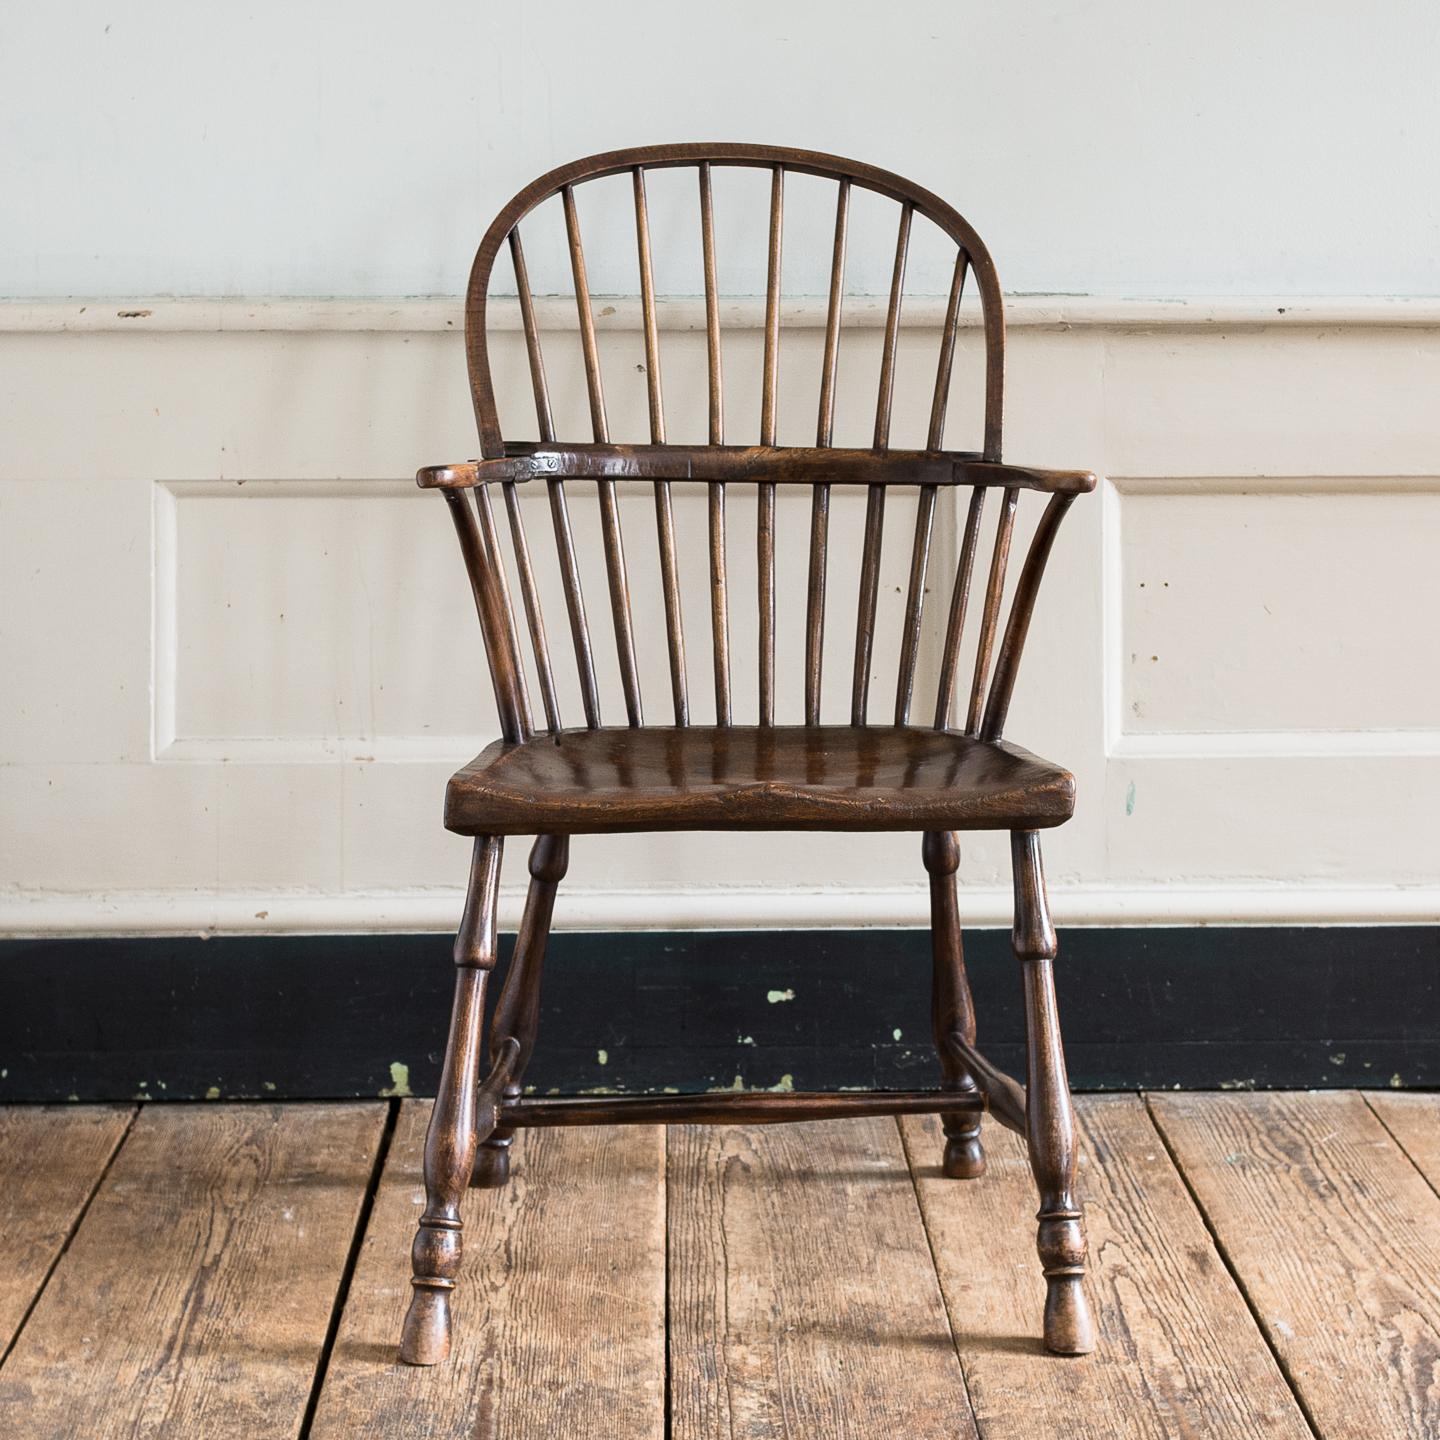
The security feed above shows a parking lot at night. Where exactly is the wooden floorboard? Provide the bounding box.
[1151,1090,1440,1440]
[902,1097,1313,1438]
[0,1101,385,1439]
[667,1115,977,1440]
[5,1092,1440,1436]
[0,1104,134,1356]
[310,1100,665,1440]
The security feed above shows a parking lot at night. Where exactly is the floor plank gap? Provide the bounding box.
[1150,1089,1440,1440]
[0,1102,389,1439]
[0,1103,139,1370]
[297,1097,401,1440]
[896,1114,984,1437]
[1141,1092,1325,1440]
[1362,1090,1440,1204]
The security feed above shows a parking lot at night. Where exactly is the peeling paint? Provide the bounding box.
[768,1074,794,1092]
[379,1061,412,1098]
[1328,1053,1345,1066]
[738,1034,755,1046]
[767,988,795,1004]
[597,1049,608,1066]
[262,1081,276,1092]
[1389,1073,1404,1088]
[892,1028,903,1041]
[1125,780,1137,816]
[204,1085,221,1100]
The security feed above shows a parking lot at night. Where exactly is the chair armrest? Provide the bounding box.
[416,461,482,489]
[419,454,1100,495]
[958,461,1098,495]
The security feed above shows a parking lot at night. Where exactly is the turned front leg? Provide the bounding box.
[1012,829,1094,1356]
[923,830,984,1178]
[473,833,569,1189]
[399,834,503,1366]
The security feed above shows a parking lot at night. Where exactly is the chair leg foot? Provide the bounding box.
[942,1122,986,1179]
[471,1131,513,1189]
[399,1239,461,1366]
[398,836,503,1366]
[1039,1212,1095,1355]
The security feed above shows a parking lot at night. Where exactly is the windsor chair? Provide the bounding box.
[399,143,1098,1367]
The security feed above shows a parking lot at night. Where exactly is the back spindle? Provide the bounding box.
[929,249,969,450]
[502,480,560,734]
[699,162,724,446]
[851,203,914,726]
[933,487,988,729]
[548,476,600,729]
[634,167,688,724]
[709,481,731,726]
[980,492,1075,741]
[874,203,912,452]
[566,180,640,726]
[851,485,886,725]
[474,484,531,735]
[699,163,731,724]
[758,166,784,724]
[806,179,849,725]
[562,184,607,443]
[508,228,554,444]
[966,487,1019,734]
[894,484,936,725]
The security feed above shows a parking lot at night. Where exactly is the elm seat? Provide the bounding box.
[444,725,1075,835]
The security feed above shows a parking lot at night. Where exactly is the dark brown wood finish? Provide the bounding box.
[472,833,569,1188]
[398,834,504,1365]
[1013,828,1094,1355]
[924,831,985,1178]
[404,143,1098,1366]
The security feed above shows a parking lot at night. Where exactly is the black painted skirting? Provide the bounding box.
[1,927,1436,1102]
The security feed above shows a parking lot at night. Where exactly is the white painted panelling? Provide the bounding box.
[1119,478,1440,737]
[163,481,497,754]
[3,305,1440,931]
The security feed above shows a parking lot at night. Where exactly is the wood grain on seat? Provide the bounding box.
[445,725,1074,834]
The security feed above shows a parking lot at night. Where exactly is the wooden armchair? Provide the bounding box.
[399,143,1098,1366]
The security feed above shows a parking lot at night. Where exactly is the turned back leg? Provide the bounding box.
[923,830,985,1179]
[473,833,569,1188]
[398,834,504,1366]
[1012,828,1094,1356]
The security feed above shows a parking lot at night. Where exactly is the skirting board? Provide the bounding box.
[5,883,1440,935]
[1,927,1435,1103]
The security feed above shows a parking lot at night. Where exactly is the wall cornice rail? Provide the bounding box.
[5,295,1440,333]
